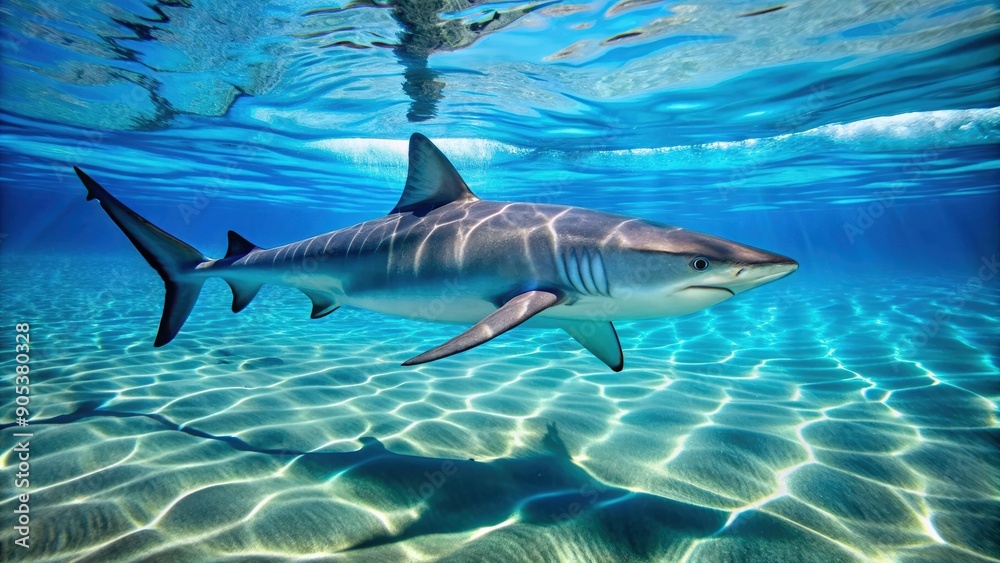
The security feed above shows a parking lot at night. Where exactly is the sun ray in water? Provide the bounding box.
[1,0,997,559]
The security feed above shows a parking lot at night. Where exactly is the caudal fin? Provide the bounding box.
[74,167,207,346]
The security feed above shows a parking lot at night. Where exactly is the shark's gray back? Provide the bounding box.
[309,200,640,305]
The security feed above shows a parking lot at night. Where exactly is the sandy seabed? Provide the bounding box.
[1,254,996,562]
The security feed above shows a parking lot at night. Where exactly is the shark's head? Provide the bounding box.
[667,228,799,296]
[611,220,798,317]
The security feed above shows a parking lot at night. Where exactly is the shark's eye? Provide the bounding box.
[691,257,710,271]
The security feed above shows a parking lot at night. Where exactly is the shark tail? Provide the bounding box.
[74,167,208,347]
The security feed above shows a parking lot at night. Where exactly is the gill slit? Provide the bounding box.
[561,248,609,297]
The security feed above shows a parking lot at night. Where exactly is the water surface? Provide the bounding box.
[1,0,997,561]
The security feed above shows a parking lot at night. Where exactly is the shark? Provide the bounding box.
[74,133,797,371]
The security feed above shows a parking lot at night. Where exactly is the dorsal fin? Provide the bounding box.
[358,436,386,451]
[225,230,260,259]
[390,133,479,215]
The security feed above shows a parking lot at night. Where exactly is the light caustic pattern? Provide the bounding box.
[0,254,996,562]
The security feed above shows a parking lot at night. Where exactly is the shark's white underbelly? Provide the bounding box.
[341,288,728,325]
[344,295,495,324]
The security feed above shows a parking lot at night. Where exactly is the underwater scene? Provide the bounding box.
[1,0,998,561]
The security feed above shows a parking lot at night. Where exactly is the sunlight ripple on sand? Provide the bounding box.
[0,254,996,561]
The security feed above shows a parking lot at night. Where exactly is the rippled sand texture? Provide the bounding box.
[1,254,997,562]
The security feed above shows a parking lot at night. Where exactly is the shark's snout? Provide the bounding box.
[728,255,798,293]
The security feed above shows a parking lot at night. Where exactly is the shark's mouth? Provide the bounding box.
[685,285,736,296]
[668,285,736,315]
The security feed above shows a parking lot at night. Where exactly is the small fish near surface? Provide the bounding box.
[74,134,797,371]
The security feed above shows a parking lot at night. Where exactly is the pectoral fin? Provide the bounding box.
[561,321,624,372]
[402,290,564,366]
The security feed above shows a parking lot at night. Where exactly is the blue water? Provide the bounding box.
[1,1,998,561]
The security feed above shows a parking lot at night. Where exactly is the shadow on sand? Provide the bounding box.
[5,400,729,556]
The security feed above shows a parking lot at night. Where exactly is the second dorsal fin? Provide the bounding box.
[390,133,479,215]
[225,230,261,259]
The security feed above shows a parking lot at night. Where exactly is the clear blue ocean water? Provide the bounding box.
[1,1,998,561]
